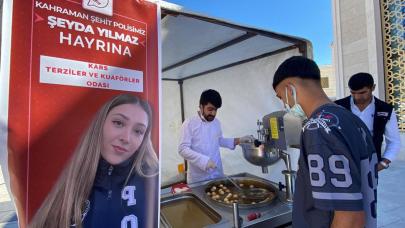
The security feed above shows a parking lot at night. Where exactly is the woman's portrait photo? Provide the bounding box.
[29,94,159,228]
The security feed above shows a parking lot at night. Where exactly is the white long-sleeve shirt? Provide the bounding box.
[350,97,401,161]
[178,115,235,184]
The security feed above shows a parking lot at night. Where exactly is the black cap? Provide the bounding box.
[348,72,374,90]
[272,56,321,89]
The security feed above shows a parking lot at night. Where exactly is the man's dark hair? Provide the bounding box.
[272,56,321,89]
[200,89,222,108]
[348,72,374,90]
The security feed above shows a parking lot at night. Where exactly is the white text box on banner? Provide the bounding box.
[40,55,143,92]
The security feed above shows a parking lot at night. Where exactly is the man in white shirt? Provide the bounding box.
[335,72,401,171]
[178,89,252,183]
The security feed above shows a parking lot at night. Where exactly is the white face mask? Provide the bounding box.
[285,85,307,119]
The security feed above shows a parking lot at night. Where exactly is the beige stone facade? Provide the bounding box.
[332,0,385,99]
[319,65,337,99]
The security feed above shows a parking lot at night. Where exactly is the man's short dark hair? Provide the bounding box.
[272,56,321,89]
[348,72,374,90]
[200,89,222,108]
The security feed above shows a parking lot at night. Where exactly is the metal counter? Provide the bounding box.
[161,173,292,228]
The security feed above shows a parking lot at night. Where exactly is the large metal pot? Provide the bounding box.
[204,177,278,209]
[240,143,280,167]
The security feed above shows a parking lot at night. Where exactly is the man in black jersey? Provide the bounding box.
[272,56,378,228]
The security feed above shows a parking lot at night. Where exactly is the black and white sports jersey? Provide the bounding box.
[292,103,378,228]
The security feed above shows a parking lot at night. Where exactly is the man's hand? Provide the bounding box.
[331,210,365,228]
[206,160,217,171]
[377,159,391,172]
[238,135,255,144]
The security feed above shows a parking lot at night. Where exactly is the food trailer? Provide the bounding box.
[159,2,311,227]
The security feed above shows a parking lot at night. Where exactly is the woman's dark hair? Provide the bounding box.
[348,72,374,90]
[199,89,222,108]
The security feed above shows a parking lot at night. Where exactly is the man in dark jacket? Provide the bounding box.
[335,72,400,171]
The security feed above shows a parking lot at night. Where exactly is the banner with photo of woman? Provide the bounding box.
[0,0,160,227]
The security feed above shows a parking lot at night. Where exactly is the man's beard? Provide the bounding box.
[204,114,215,122]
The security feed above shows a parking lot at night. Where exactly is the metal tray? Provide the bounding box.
[161,192,222,228]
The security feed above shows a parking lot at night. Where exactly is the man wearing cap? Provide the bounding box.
[272,56,377,227]
[335,73,400,171]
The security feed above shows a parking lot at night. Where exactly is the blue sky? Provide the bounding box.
[164,0,333,66]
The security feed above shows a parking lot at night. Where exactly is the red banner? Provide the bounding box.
[4,0,160,226]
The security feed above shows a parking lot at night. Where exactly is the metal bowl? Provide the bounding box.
[240,143,280,166]
[204,177,278,209]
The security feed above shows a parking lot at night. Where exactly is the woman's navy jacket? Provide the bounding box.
[83,157,158,228]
